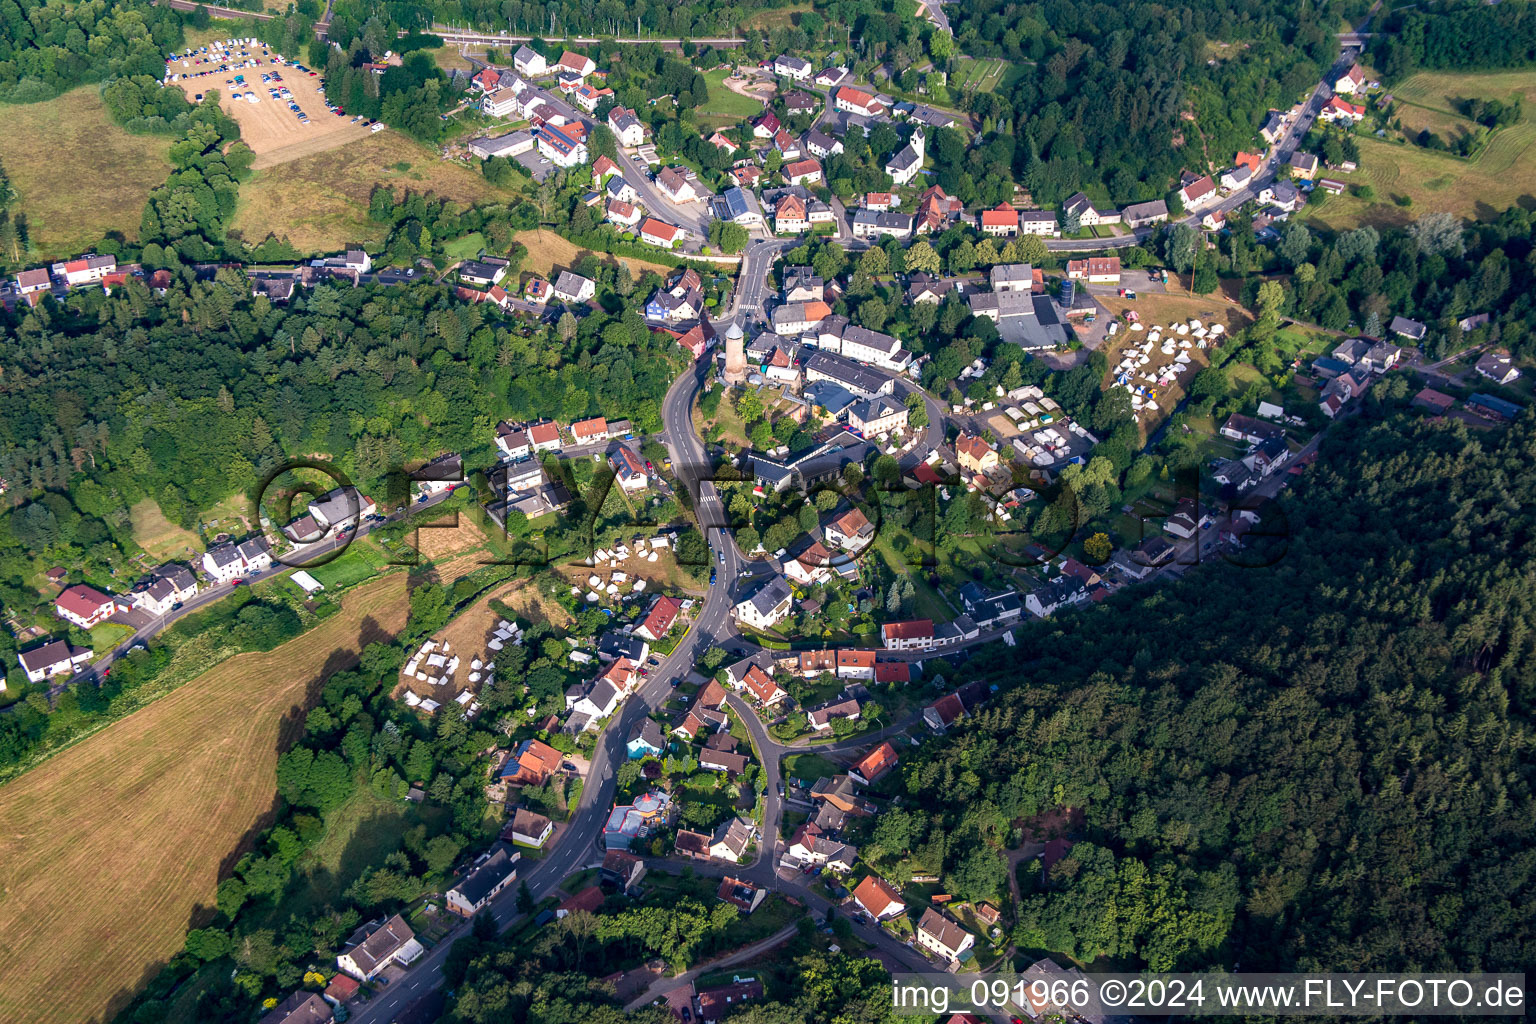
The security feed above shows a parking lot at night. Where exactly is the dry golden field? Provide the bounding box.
[0,576,408,1024]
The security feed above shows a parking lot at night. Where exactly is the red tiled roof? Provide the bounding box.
[874,661,910,683]
[852,874,903,917]
[979,203,1017,226]
[640,596,682,637]
[1181,174,1216,201]
[571,416,607,439]
[883,619,933,640]
[783,158,822,179]
[558,885,604,914]
[56,584,114,620]
[852,741,898,782]
[640,218,683,243]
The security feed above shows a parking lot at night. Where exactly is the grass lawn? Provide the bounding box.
[783,752,842,784]
[445,231,487,260]
[87,621,135,652]
[699,67,768,122]
[511,228,675,283]
[1391,68,1536,118]
[871,535,953,621]
[738,3,811,30]
[307,543,390,590]
[952,57,1025,95]
[231,131,519,254]
[0,577,407,1024]
[1300,124,1536,232]
[0,88,173,259]
[130,499,203,561]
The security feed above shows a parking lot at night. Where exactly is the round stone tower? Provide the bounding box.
[723,319,747,384]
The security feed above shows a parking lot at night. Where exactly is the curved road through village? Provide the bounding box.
[350,299,1006,1021]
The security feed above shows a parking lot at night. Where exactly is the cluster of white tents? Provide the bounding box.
[401,628,505,717]
[1111,318,1226,422]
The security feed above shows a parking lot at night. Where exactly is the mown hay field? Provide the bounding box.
[0,576,408,1024]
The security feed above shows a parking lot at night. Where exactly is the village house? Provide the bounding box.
[1475,350,1520,385]
[657,166,698,204]
[500,738,564,786]
[445,843,520,916]
[834,86,884,117]
[258,992,332,1024]
[607,199,643,228]
[733,576,794,629]
[536,121,589,167]
[640,218,686,249]
[513,44,547,76]
[786,824,857,871]
[978,202,1019,236]
[1120,198,1168,228]
[336,914,423,981]
[508,807,554,848]
[850,741,899,785]
[1025,575,1091,617]
[610,446,649,492]
[955,433,999,474]
[717,875,766,913]
[54,584,119,629]
[608,107,644,146]
[1065,256,1122,284]
[1018,210,1060,236]
[881,618,935,651]
[1321,96,1366,123]
[1219,164,1253,192]
[552,271,596,304]
[783,158,823,186]
[851,875,906,920]
[773,54,813,80]
[600,849,647,893]
[556,50,596,78]
[807,696,862,731]
[16,638,93,685]
[916,908,976,964]
[1063,191,1115,226]
[922,682,989,733]
[1178,172,1219,209]
[1334,63,1365,95]
[1289,151,1320,178]
[572,82,614,112]
[130,564,198,616]
[1390,315,1428,342]
[710,817,754,862]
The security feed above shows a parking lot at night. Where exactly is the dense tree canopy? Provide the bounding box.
[891,401,1536,974]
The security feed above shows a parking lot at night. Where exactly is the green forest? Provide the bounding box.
[878,398,1536,974]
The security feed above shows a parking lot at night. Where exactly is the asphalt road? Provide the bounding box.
[15,488,459,708]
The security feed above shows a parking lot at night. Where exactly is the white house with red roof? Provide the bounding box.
[635,595,683,641]
[977,202,1019,236]
[572,83,614,113]
[851,875,906,920]
[557,50,595,78]
[881,618,935,651]
[639,218,685,248]
[606,199,642,228]
[570,416,609,444]
[59,254,115,287]
[1178,172,1218,209]
[55,584,119,629]
[1334,63,1365,95]
[834,87,883,117]
[1321,95,1367,123]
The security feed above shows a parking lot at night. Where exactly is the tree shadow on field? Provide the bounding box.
[90,617,399,1023]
